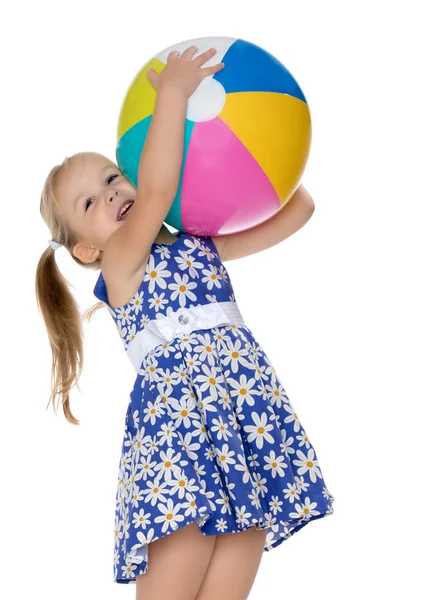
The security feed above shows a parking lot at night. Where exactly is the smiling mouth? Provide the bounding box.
[117,200,134,221]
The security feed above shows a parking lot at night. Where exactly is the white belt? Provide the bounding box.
[126,301,246,372]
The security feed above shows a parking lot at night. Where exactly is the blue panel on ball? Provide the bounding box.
[213,38,307,103]
[116,116,152,188]
[116,115,195,231]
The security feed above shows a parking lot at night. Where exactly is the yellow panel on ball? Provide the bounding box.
[117,58,166,140]
[218,92,312,205]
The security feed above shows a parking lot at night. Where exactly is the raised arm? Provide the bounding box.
[102,46,224,286]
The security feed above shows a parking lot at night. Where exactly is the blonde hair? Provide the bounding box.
[35,153,106,426]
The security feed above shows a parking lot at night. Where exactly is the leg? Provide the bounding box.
[135,521,217,600]
[194,526,267,600]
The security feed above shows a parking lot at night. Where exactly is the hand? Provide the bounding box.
[146,45,224,99]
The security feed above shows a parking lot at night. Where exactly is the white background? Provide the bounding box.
[1,0,427,598]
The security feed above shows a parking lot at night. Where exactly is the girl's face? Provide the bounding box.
[55,152,136,263]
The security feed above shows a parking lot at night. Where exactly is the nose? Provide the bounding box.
[108,190,119,203]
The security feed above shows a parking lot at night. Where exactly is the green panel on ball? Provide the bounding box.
[116,116,196,232]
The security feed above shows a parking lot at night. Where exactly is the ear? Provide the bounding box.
[73,242,102,264]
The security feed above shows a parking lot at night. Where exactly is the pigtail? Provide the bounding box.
[35,247,84,425]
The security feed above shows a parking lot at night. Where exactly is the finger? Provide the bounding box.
[200,62,225,77]
[146,68,158,87]
[192,47,217,66]
[167,50,180,62]
[180,45,199,60]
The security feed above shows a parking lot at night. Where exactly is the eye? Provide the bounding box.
[107,173,119,184]
[84,174,119,211]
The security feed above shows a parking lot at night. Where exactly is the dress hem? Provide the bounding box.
[114,502,334,584]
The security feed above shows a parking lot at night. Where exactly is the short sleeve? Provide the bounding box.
[93,271,109,304]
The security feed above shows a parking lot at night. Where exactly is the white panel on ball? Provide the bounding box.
[155,36,234,123]
[155,36,237,69]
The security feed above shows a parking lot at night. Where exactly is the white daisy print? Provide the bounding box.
[215,518,229,532]
[233,453,253,484]
[244,411,275,449]
[206,292,219,303]
[153,448,183,481]
[211,416,233,441]
[269,495,284,515]
[215,443,237,473]
[142,479,169,506]
[228,374,259,407]
[284,403,302,432]
[294,475,310,494]
[192,423,210,445]
[182,351,202,376]
[193,333,218,366]
[289,497,320,520]
[125,323,138,344]
[148,292,168,312]
[132,527,156,556]
[157,421,179,447]
[323,486,335,502]
[169,397,199,428]
[178,431,201,460]
[117,323,128,343]
[263,512,279,533]
[120,561,139,580]
[113,515,124,548]
[215,489,232,515]
[252,472,268,498]
[140,313,151,328]
[283,483,300,504]
[218,264,229,281]
[167,473,198,499]
[280,429,295,456]
[183,235,203,253]
[181,492,202,518]
[293,449,323,483]
[133,427,151,460]
[130,292,144,314]
[248,488,262,511]
[143,400,164,425]
[222,338,253,372]
[132,508,152,530]
[168,272,198,307]
[144,256,172,294]
[158,368,180,393]
[235,505,252,527]
[201,264,222,290]
[267,381,289,408]
[195,363,222,397]
[264,450,288,478]
[296,430,311,449]
[155,245,173,259]
[175,250,204,277]
[154,498,185,533]
[114,305,135,327]
[136,455,157,482]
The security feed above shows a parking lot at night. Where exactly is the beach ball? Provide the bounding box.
[116,36,311,236]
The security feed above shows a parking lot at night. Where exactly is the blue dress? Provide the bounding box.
[93,231,335,585]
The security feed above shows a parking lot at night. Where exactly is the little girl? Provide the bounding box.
[36,46,334,600]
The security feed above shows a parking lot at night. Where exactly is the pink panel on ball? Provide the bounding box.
[181,117,280,235]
